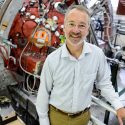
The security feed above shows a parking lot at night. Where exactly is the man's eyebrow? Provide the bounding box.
[67,21,87,24]
[67,21,75,23]
[79,22,87,25]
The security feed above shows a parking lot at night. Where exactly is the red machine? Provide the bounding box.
[1,0,115,93]
[2,0,74,92]
[8,0,66,75]
[117,0,125,15]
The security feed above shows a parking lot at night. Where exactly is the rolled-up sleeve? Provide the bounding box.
[96,50,124,110]
[36,57,53,125]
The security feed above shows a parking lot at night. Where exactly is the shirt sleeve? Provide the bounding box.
[39,117,50,125]
[96,50,124,110]
[36,57,53,125]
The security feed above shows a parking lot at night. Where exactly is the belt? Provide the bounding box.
[50,105,90,117]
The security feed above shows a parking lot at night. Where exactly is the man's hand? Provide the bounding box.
[117,107,125,125]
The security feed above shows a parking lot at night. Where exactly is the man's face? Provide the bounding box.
[64,9,90,47]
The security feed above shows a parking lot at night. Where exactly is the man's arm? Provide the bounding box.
[96,49,123,109]
[36,57,53,125]
[117,108,125,125]
[96,50,125,124]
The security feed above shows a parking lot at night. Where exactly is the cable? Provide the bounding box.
[26,75,38,93]
[22,75,38,94]
[19,40,40,79]
[0,44,9,58]
[0,44,9,66]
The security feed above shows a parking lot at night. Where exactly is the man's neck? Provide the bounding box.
[66,43,83,59]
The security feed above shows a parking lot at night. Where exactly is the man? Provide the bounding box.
[36,5,125,125]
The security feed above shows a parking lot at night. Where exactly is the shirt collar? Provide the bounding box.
[82,41,92,55]
[61,41,92,58]
[61,43,70,58]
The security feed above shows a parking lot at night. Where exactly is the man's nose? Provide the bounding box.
[72,26,81,33]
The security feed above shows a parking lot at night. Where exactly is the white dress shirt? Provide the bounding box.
[36,41,123,125]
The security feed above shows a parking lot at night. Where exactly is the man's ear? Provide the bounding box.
[86,27,90,35]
